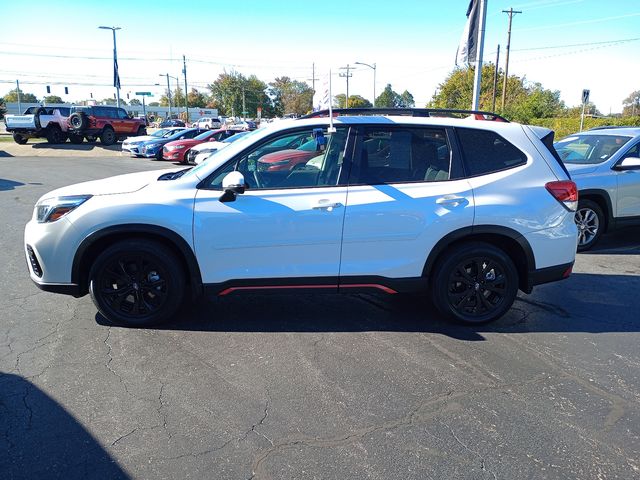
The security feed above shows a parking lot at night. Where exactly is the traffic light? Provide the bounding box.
[46,86,51,94]
[64,87,69,95]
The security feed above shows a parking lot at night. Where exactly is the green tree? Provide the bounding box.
[187,88,208,108]
[148,101,160,107]
[3,88,38,103]
[160,87,185,108]
[398,90,415,108]
[43,95,64,104]
[375,84,405,108]
[269,77,314,116]
[334,94,372,108]
[429,65,565,123]
[129,98,142,106]
[208,71,272,118]
[100,97,127,106]
[622,90,640,116]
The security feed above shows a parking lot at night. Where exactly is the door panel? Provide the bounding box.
[193,187,347,283]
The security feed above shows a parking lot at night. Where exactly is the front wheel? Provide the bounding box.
[431,242,518,324]
[68,133,84,144]
[575,199,604,252]
[89,240,185,327]
[46,125,64,144]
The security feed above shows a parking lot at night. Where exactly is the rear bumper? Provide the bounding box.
[526,261,574,292]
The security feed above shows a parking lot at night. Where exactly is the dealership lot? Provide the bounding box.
[1,154,639,479]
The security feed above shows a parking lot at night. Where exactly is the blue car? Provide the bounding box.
[139,128,204,160]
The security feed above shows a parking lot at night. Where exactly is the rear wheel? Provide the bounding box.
[431,242,518,324]
[89,240,185,327]
[12,133,28,145]
[100,127,116,146]
[575,199,604,252]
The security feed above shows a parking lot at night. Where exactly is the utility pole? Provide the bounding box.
[183,55,188,122]
[471,0,488,110]
[307,62,319,93]
[501,8,522,111]
[160,74,172,119]
[242,86,246,120]
[339,64,353,108]
[16,79,22,113]
[492,45,500,112]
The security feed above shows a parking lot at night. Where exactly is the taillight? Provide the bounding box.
[545,180,578,211]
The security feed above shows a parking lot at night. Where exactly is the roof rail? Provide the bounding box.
[300,108,510,122]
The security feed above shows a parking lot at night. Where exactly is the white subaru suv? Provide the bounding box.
[24,109,578,327]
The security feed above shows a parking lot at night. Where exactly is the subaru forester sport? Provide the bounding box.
[24,109,578,327]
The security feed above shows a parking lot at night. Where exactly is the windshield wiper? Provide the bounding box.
[157,168,192,181]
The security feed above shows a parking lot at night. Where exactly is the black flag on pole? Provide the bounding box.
[114,57,121,89]
[456,0,480,66]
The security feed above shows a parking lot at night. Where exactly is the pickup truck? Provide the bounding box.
[4,106,71,144]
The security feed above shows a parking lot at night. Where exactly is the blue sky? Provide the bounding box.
[1,0,638,113]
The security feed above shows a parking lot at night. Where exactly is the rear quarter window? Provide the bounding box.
[456,128,527,177]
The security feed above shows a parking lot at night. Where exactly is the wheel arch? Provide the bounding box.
[578,189,613,232]
[423,226,536,293]
[72,224,203,297]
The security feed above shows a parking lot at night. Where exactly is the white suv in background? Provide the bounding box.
[195,117,222,130]
[24,109,578,327]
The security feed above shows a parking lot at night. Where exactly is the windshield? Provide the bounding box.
[224,131,251,143]
[194,130,215,141]
[555,134,631,164]
[151,129,169,137]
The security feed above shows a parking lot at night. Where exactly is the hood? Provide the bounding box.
[38,169,172,200]
[123,135,156,144]
[564,163,600,176]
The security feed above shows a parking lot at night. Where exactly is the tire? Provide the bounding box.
[136,126,147,136]
[154,148,163,161]
[100,127,116,146]
[45,125,64,144]
[85,136,96,144]
[88,240,185,327]
[12,133,28,145]
[179,149,190,165]
[68,112,88,130]
[431,241,519,325]
[575,199,604,252]
[68,133,84,144]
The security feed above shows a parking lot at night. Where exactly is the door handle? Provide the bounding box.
[313,200,343,211]
[436,195,465,207]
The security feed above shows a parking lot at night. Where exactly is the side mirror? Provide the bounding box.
[615,157,640,170]
[220,171,246,203]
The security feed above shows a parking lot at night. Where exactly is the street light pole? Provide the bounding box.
[355,61,376,106]
[98,26,121,108]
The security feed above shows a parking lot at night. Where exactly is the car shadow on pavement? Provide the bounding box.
[30,143,123,152]
[580,225,640,255]
[0,150,14,157]
[0,373,130,480]
[0,178,25,190]
[96,273,640,342]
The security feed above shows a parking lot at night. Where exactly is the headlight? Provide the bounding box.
[35,195,92,223]
[146,143,160,149]
[166,145,185,151]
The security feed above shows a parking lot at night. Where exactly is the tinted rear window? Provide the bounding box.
[456,128,527,177]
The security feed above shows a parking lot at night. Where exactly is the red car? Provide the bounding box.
[257,139,321,171]
[162,128,240,163]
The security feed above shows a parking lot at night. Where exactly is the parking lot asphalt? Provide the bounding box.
[1,155,639,480]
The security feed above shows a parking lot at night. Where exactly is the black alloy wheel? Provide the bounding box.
[89,241,185,327]
[69,112,88,130]
[432,242,518,324]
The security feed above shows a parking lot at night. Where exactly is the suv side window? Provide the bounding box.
[351,127,451,184]
[118,108,129,119]
[204,127,349,190]
[457,128,527,176]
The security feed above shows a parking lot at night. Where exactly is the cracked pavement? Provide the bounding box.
[1,156,639,479]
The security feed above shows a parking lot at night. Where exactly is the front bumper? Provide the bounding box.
[163,148,186,161]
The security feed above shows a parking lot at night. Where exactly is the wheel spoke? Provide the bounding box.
[455,265,475,286]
